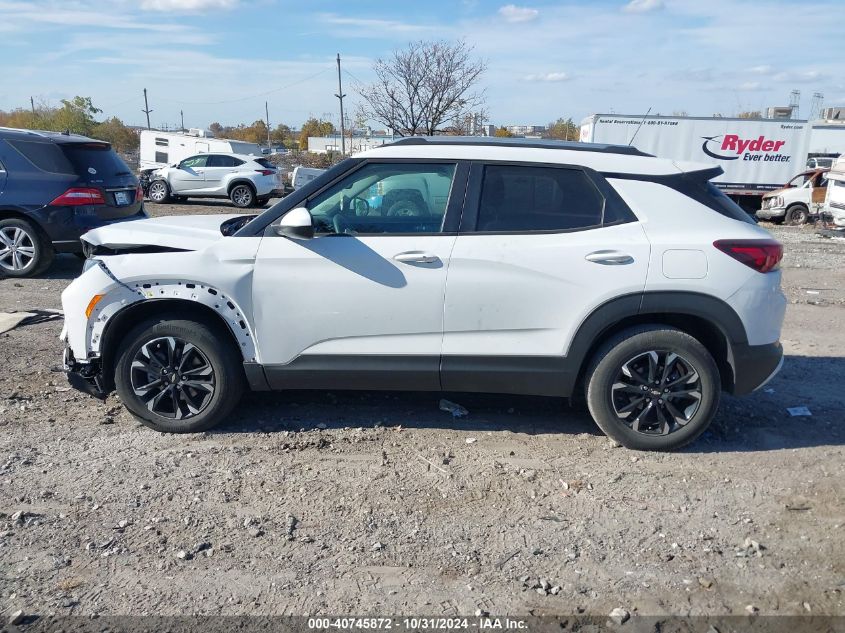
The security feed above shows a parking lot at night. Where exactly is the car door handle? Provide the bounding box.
[393,251,439,264]
[585,250,634,265]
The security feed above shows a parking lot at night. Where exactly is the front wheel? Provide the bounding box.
[147,180,170,204]
[585,326,721,451]
[230,184,255,208]
[785,204,809,225]
[114,316,245,433]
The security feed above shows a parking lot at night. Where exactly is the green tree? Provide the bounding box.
[271,123,295,148]
[298,117,335,150]
[53,96,102,135]
[93,117,139,153]
[546,117,579,141]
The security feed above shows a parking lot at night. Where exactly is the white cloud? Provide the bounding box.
[524,72,570,82]
[498,4,539,22]
[140,0,238,11]
[622,0,664,14]
[737,81,764,91]
[320,13,438,35]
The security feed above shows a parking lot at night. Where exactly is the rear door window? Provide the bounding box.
[60,143,131,177]
[8,140,74,174]
[474,165,604,232]
[207,155,243,167]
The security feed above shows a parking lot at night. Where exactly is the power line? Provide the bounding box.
[154,67,333,106]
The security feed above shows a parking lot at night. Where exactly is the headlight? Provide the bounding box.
[82,257,99,273]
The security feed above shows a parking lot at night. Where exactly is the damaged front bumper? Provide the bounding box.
[62,345,107,399]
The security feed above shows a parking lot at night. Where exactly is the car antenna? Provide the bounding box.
[628,107,652,147]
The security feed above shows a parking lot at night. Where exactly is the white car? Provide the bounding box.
[146,152,282,208]
[61,137,786,451]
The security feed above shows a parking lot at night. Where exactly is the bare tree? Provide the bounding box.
[357,40,486,136]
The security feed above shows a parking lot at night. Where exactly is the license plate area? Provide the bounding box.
[114,190,131,206]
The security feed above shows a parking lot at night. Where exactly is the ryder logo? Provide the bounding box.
[701,135,789,162]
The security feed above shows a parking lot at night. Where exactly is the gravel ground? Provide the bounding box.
[0,204,843,620]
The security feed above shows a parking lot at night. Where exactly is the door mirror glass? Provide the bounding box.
[276,207,314,240]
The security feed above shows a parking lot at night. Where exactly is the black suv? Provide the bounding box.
[0,127,146,277]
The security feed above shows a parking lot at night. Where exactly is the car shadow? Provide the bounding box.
[212,355,845,452]
[298,236,409,288]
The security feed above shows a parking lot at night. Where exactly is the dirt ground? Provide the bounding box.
[0,201,843,621]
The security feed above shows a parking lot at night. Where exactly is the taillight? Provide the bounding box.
[135,184,144,202]
[713,239,783,273]
[49,188,105,206]
[255,169,275,176]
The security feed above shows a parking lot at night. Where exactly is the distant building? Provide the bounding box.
[506,124,547,136]
[308,135,395,154]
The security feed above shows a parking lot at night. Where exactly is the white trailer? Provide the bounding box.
[580,114,812,210]
[808,122,845,163]
[139,129,262,171]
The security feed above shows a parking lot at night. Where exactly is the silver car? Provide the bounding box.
[146,153,283,208]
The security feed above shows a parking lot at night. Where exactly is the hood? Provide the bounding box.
[763,186,791,200]
[82,214,243,251]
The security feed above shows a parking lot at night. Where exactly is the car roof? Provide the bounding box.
[0,126,105,145]
[357,136,696,176]
[190,152,263,161]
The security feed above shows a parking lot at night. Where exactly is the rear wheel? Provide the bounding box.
[147,180,170,204]
[0,218,54,278]
[114,316,245,433]
[585,326,720,451]
[230,184,255,208]
[785,204,809,225]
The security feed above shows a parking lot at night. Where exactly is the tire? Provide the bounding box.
[785,204,809,225]
[0,218,54,278]
[147,180,170,204]
[585,325,721,451]
[114,316,245,433]
[230,184,255,208]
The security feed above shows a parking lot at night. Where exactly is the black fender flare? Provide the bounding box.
[566,291,748,391]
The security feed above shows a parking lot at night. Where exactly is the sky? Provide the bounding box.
[0,0,843,131]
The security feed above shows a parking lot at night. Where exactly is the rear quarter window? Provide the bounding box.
[61,143,131,178]
[8,140,74,174]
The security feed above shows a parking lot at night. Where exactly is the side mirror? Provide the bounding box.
[276,207,314,240]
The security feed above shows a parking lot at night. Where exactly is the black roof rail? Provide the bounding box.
[387,136,653,157]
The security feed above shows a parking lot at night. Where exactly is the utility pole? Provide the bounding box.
[142,88,153,130]
[180,110,185,131]
[335,53,346,155]
[30,97,35,115]
[265,101,271,148]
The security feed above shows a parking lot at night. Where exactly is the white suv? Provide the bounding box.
[61,137,786,450]
[146,152,282,208]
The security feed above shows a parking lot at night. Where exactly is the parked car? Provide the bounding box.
[62,136,786,450]
[0,127,145,278]
[806,156,835,170]
[146,153,283,208]
[758,168,829,224]
[291,166,326,190]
